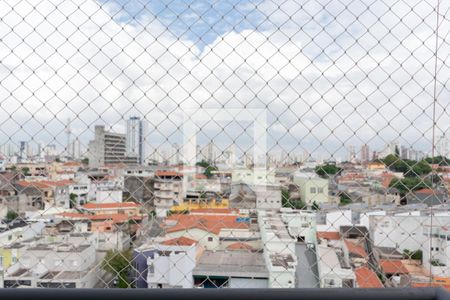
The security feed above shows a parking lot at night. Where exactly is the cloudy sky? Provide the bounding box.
[0,0,448,161]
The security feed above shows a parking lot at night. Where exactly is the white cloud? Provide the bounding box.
[0,0,448,158]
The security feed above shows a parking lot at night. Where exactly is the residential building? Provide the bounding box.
[316,241,356,288]
[146,237,203,288]
[193,250,269,288]
[126,117,146,165]
[163,213,252,251]
[258,210,297,288]
[360,144,370,164]
[88,125,138,168]
[3,242,99,288]
[293,172,329,206]
[153,170,184,217]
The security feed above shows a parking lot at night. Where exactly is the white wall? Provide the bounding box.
[229,277,268,288]
[316,210,353,232]
[96,189,122,203]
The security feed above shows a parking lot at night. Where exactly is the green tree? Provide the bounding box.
[389,177,431,196]
[311,201,320,210]
[196,160,218,178]
[281,189,307,209]
[6,210,18,221]
[339,192,352,206]
[21,167,30,176]
[81,157,89,165]
[425,156,450,166]
[69,193,78,208]
[101,250,132,288]
[382,155,432,177]
[403,249,423,261]
[315,164,342,178]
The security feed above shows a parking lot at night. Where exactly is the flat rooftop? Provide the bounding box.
[193,251,268,278]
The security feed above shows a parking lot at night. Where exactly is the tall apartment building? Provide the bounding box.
[360,144,370,164]
[88,125,137,168]
[126,116,145,165]
[436,134,448,158]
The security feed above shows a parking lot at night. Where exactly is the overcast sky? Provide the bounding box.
[0,0,448,160]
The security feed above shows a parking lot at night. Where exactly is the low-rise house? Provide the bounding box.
[82,201,142,217]
[163,213,251,250]
[3,242,99,288]
[258,210,296,288]
[231,167,276,185]
[408,188,448,206]
[316,242,355,288]
[280,208,317,243]
[15,180,72,210]
[229,183,281,210]
[146,237,203,288]
[193,250,269,288]
[293,172,329,206]
[354,266,383,288]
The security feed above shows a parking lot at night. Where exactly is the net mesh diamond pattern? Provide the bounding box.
[0,0,448,290]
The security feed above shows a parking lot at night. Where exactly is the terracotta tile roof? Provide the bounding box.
[58,212,87,219]
[415,188,442,195]
[194,174,207,179]
[155,170,183,177]
[165,214,249,235]
[59,212,141,223]
[345,239,368,258]
[16,179,73,189]
[412,277,450,291]
[161,237,197,246]
[83,202,140,209]
[317,231,340,240]
[190,208,238,214]
[381,174,395,189]
[62,162,81,167]
[355,267,383,288]
[226,242,253,251]
[380,259,409,274]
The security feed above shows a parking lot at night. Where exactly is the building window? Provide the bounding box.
[318,188,324,193]
[208,237,213,242]
[310,187,316,193]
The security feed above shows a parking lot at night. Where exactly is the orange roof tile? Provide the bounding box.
[165,214,249,235]
[355,267,383,288]
[194,174,207,179]
[317,231,340,240]
[59,212,142,223]
[380,260,409,274]
[226,242,253,251]
[161,237,197,246]
[17,179,74,189]
[62,162,81,167]
[83,202,140,209]
[190,208,238,214]
[345,240,367,258]
[415,188,442,195]
[155,170,183,177]
[412,279,450,291]
[58,212,88,219]
[381,174,395,189]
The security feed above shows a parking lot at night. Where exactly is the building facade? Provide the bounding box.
[88,125,138,168]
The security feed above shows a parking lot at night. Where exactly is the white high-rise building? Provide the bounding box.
[347,145,356,162]
[126,116,146,165]
[436,134,448,158]
[72,138,81,159]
